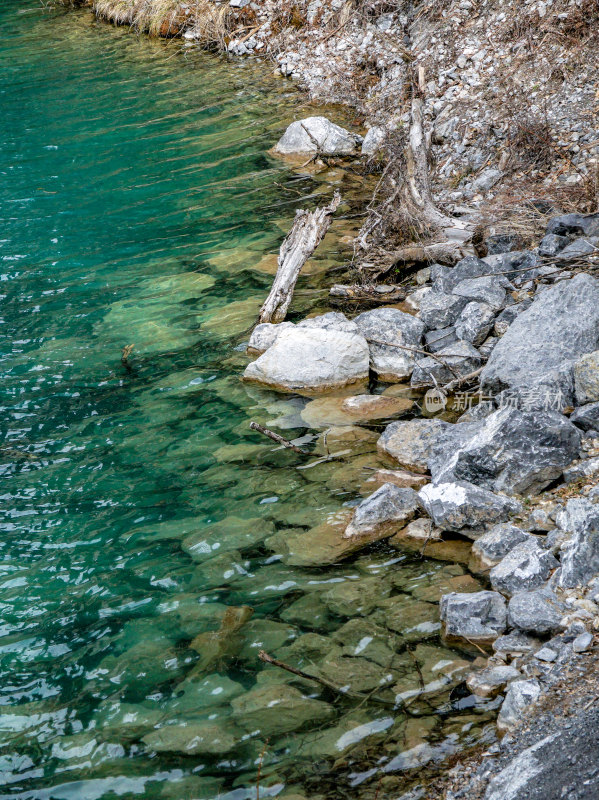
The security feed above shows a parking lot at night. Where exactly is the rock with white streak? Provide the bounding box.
[489,540,559,596]
[497,679,541,733]
[243,327,369,395]
[574,350,599,405]
[454,301,496,345]
[419,481,521,537]
[470,524,533,570]
[508,589,566,635]
[418,292,468,329]
[466,665,521,698]
[344,484,420,540]
[440,590,507,645]
[556,498,599,588]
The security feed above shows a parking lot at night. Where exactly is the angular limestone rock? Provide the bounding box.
[377,418,464,474]
[470,524,533,571]
[344,483,420,539]
[489,540,559,596]
[419,481,521,537]
[507,589,566,635]
[480,274,599,397]
[574,350,599,405]
[466,665,521,698]
[557,498,599,588]
[440,590,507,645]
[497,678,541,733]
[411,341,483,387]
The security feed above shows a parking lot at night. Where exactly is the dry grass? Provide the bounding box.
[90,0,236,43]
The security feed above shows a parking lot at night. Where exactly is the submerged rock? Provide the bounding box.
[360,468,429,494]
[143,720,239,756]
[273,116,362,156]
[354,307,425,381]
[243,326,370,394]
[419,481,521,537]
[231,684,334,736]
[440,590,507,645]
[301,393,412,428]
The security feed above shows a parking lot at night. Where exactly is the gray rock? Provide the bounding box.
[497,679,541,732]
[452,276,508,309]
[455,301,496,345]
[480,274,599,398]
[424,326,458,353]
[472,168,503,193]
[440,590,507,644]
[353,308,425,381]
[572,632,593,652]
[498,363,576,413]
[508,589,565,635]
[555,237,598,262]
[273,116,362,156]
[418,292,467,329]
[557,498,599,588]
[574,349,599,405]
[430,263,452,293]
[563,455,599,483]
[243,326,369,394]
[377,418,468,474]
[570,402,599,433]
[247,321,295,354]
[444,256,493,291]
[466,665,521,698]
[489,540,559,596]
[344,483,420,539]
[431,406,581,496]
[492,631,540,657]
[297,311,359,334]
[493,303,527,337]
[361,125,386,156]
[471,524,534,570]
[411,340,482,387]
[538,233,570,257]
[527,507,555,532]
[546,212,599,238]
[479,336,498,358]
[485,234,520,255]
[419,480,521,536]
[534,645,558,662]
[483,250,539,283]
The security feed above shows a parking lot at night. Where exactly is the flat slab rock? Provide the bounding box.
[243,326,369,394]
[419,481,521,537]
[480,273,599,401]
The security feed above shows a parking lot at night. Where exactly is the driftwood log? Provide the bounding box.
[259,191,341,323]
[329,283,406,303]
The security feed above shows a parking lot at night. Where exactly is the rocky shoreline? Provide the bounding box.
[58,1,599,795]
[243,124,599,794]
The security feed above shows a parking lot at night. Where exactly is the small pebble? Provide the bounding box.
[572,632,593,653]
[535,646,558,662]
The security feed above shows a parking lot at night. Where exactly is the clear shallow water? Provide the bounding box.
[0,4,498,799]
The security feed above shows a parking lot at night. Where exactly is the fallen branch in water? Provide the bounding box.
[259,192,341,323]
[249,421,310,454]
[258,649,397,707]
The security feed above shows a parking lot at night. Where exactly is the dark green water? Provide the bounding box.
[0,4,499,799]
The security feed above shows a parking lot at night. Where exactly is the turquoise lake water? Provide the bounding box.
[0,3,500,798]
